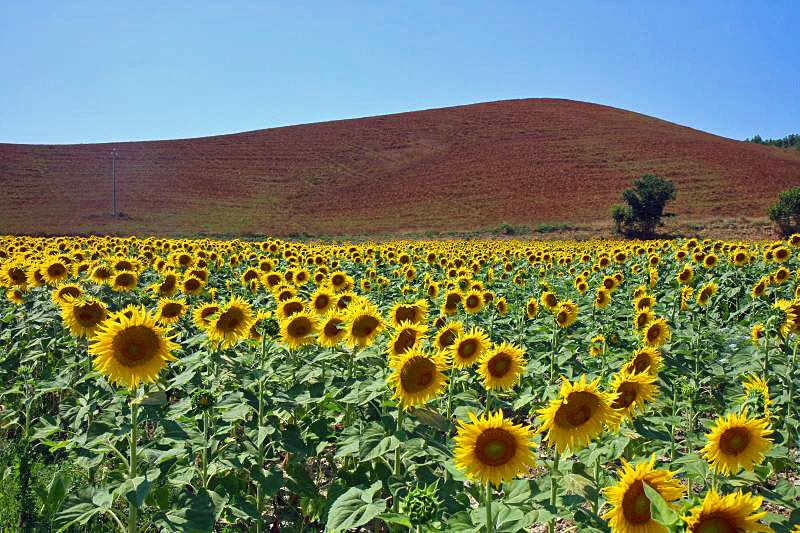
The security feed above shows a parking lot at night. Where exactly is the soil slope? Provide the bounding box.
[2,98,799,237]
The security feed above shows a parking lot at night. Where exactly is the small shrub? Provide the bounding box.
[612,174,676,238]
[768,186,800,236]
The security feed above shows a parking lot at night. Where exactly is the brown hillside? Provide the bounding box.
[1,98,799,237]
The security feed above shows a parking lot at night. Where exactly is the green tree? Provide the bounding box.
[768,186,800,236]
[611,174,676,237]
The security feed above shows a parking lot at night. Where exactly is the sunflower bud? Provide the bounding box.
[192,389,216,412]
[402,482,441,526]
[263,318,280,337]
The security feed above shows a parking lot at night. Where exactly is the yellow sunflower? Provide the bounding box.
[42,259,70,285]
[537,375,621,453]
[310,287,335,315]
[642,318,670,347]
[181,275,204,296]
[554,300,578,329]
[634,309,656,331]
[701,408,773,476]
[449,327,491,369]
[477,342,526,391]
[495,296,508,316]
[111,271,138,292]
[677,264,694,284]
[696,282,718,307]
[609,369,659,427]
[51,283,84,307]
[89,307,179,390]
[89,264,114,285]
[441,290,462,316]
[344,301,384,348]
[462,289,486,314]
[192,303,220,331]
[751,276,769,299]
[387,348,448,410]
[0,261,29,288]
[541,291,559,312]
[595,288,611,309]
[386,321,428,358]
[601,454,685,533]
[526,296,540,319]
[453,410,536,487]
[389,299,429,326]
[317,311,347,348]
[277,297,306,320]
[633,294,656,312]
[155,298,187,325]
[434,321,464,351]
[682,490,773,533]
[61,297,109,338]
[6,287,25,305]
[206,296,255,349]
[624,346,663,376]
[279,310,318,350]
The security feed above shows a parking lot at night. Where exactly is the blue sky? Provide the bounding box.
[1,1,797,144]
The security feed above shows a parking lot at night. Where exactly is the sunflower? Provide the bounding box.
[344,301,384,348]
[703,253,719,269]
[537,375,621,453]
[6,287,25,305]
[329,270,353,292]
[701,408,773,476]
[192,303,220,330]
[279,310,318,350]
[680,286,694,311]
[493,295,508,316]
[155,298,187,325]
[42,259,70,285]
[89,307,179,389]
[386,321,428,358]
[390,299,429,326]
[633,294,656,312]
[111,271,138,292]
[441,290,462,316]
[90,264,114,285]
[624,347,663,375]
[387,348,448,410]
[682,490,772,533]
[462,290,485,314]
[642,318,670,347]
[696,282,718,307]
[771,266,790,285]
[609,369,659,427]
[449,327,491,369]
[634,309,656,331]
[751,276,769,299]
[772,246,790,263]
[751,324,765,344]
[153,272,179,297]
[207,296,256,349]
[181,275,204,296]
[554,300,578,329]
[434,321,464,351]
[601,454,685,533]
[248,310,272,340]
[310,287,335,315]
[453,410,536,487]
[589,335,605,357]
[317,311,347,348]
[541,291,559,312]
[521,296,539,319]
[595,288,611,309]
[774,298,800,337]
[477,342,526,391]
[677,264,694,284]
[51,283,84,306]
[61,297,108,338]
[277,297,306,320]
[0,261,29,288]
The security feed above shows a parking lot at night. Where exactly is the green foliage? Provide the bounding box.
[768,186,800,236]
[612,174,676,237]
[747,133,800,150]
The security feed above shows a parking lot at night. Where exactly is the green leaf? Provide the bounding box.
[325,480,386,532]
[642,482,678,526]
[46,471,68,511]
[154,488,217,532]
[362,435,400,462]
[121,475,152,508]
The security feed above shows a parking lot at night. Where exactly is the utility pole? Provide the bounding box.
[111,148,118,217]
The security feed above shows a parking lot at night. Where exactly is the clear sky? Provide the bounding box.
[1,1,797,145]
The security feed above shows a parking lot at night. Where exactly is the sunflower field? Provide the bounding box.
[0,235,798,533]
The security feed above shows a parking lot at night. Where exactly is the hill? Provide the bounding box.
[2,98,800,238]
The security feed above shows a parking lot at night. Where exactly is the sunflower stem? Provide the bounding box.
[592,457,601,515]
[128,395,139,533]
[202,410,209,488]
[548,450,559,533]
[484,483,494,533]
